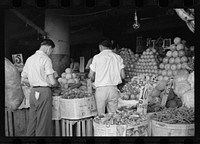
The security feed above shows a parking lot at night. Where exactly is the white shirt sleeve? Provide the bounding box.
[21,59,29,78]
[119,56,125,69]
[44,58,55,76]
[89,56,96,72]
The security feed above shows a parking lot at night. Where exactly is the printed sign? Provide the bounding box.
[12,54,24,66]
[137,85,149,115]
[79,57,85,73]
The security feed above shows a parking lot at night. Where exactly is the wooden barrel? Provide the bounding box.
[151,120,194,136]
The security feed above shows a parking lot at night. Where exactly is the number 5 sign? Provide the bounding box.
[12,54,24,66]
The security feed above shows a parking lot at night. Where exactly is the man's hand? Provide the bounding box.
[88,69,95,82]
[21,77,30,87]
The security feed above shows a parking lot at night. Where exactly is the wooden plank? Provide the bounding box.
[55,120,60,136]
[61,119,66,136]
[76,121,81,136]
[5,109,8,136]
[8,110,14,136]
[81,120,86,136]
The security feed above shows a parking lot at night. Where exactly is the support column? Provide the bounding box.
[45,9,70,76]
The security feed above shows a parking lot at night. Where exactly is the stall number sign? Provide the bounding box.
[12,54,24,66]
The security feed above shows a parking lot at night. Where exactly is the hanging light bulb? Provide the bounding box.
[132,10,140,29]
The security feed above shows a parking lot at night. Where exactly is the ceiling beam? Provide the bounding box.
[10,9,47,37]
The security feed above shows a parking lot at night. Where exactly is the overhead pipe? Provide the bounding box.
[10,9,47,37]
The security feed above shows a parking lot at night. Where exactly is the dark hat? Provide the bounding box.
[99,40,112,48]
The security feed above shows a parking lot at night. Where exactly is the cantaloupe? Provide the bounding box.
[68,79,75,84]
[65,73,72,79]
[65,68,72,74]
[174,37,181,45]
[72,73,77,78]
[61,73,66,78]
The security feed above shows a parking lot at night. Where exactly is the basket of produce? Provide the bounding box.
[118,75,150,108]
[59,88,97,120]
[150,106,194,136]
[93,107,150,136]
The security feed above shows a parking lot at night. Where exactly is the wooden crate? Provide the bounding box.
[5,108,14,136]
[61,117,93,136]
[5,108,30,136]
[5,108,64,136]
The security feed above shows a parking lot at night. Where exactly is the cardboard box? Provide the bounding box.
[60,96,97,120]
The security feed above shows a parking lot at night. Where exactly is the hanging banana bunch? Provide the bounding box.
[174,9,194,33]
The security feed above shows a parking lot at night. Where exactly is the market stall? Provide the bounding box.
[5,6,195,137]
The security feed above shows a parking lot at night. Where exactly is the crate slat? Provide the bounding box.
[55,120,60,136]
[8,110,14,136]
[81,120,86,136]
[76,121,81,136]
[86,119,91,136]
[62,120,66,136]
[69,121,73,136]
[66,120,69,136]
[5,109,8,136]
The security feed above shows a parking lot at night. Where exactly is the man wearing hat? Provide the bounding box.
[88,39,125,115]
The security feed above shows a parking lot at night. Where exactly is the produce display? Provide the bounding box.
[94,108,147,125]
[61,88,92,99]
[150,106,194,124]
[118,48,139,81]
[120,74,156,100]
[57,68,80,89]
[94,107,149,136]
[158,37,190,81]
[134,48,159,77]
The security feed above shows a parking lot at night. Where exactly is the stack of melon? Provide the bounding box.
[57,68,80,89]
[158,37,189,81]
[118,48,139,81]
[133,48,159,77]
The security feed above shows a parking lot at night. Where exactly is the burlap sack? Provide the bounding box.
[5,58,24,111]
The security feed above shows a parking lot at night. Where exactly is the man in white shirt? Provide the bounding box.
[88,40,125,115]
[21,39,58,136]
[70,58,80,73]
